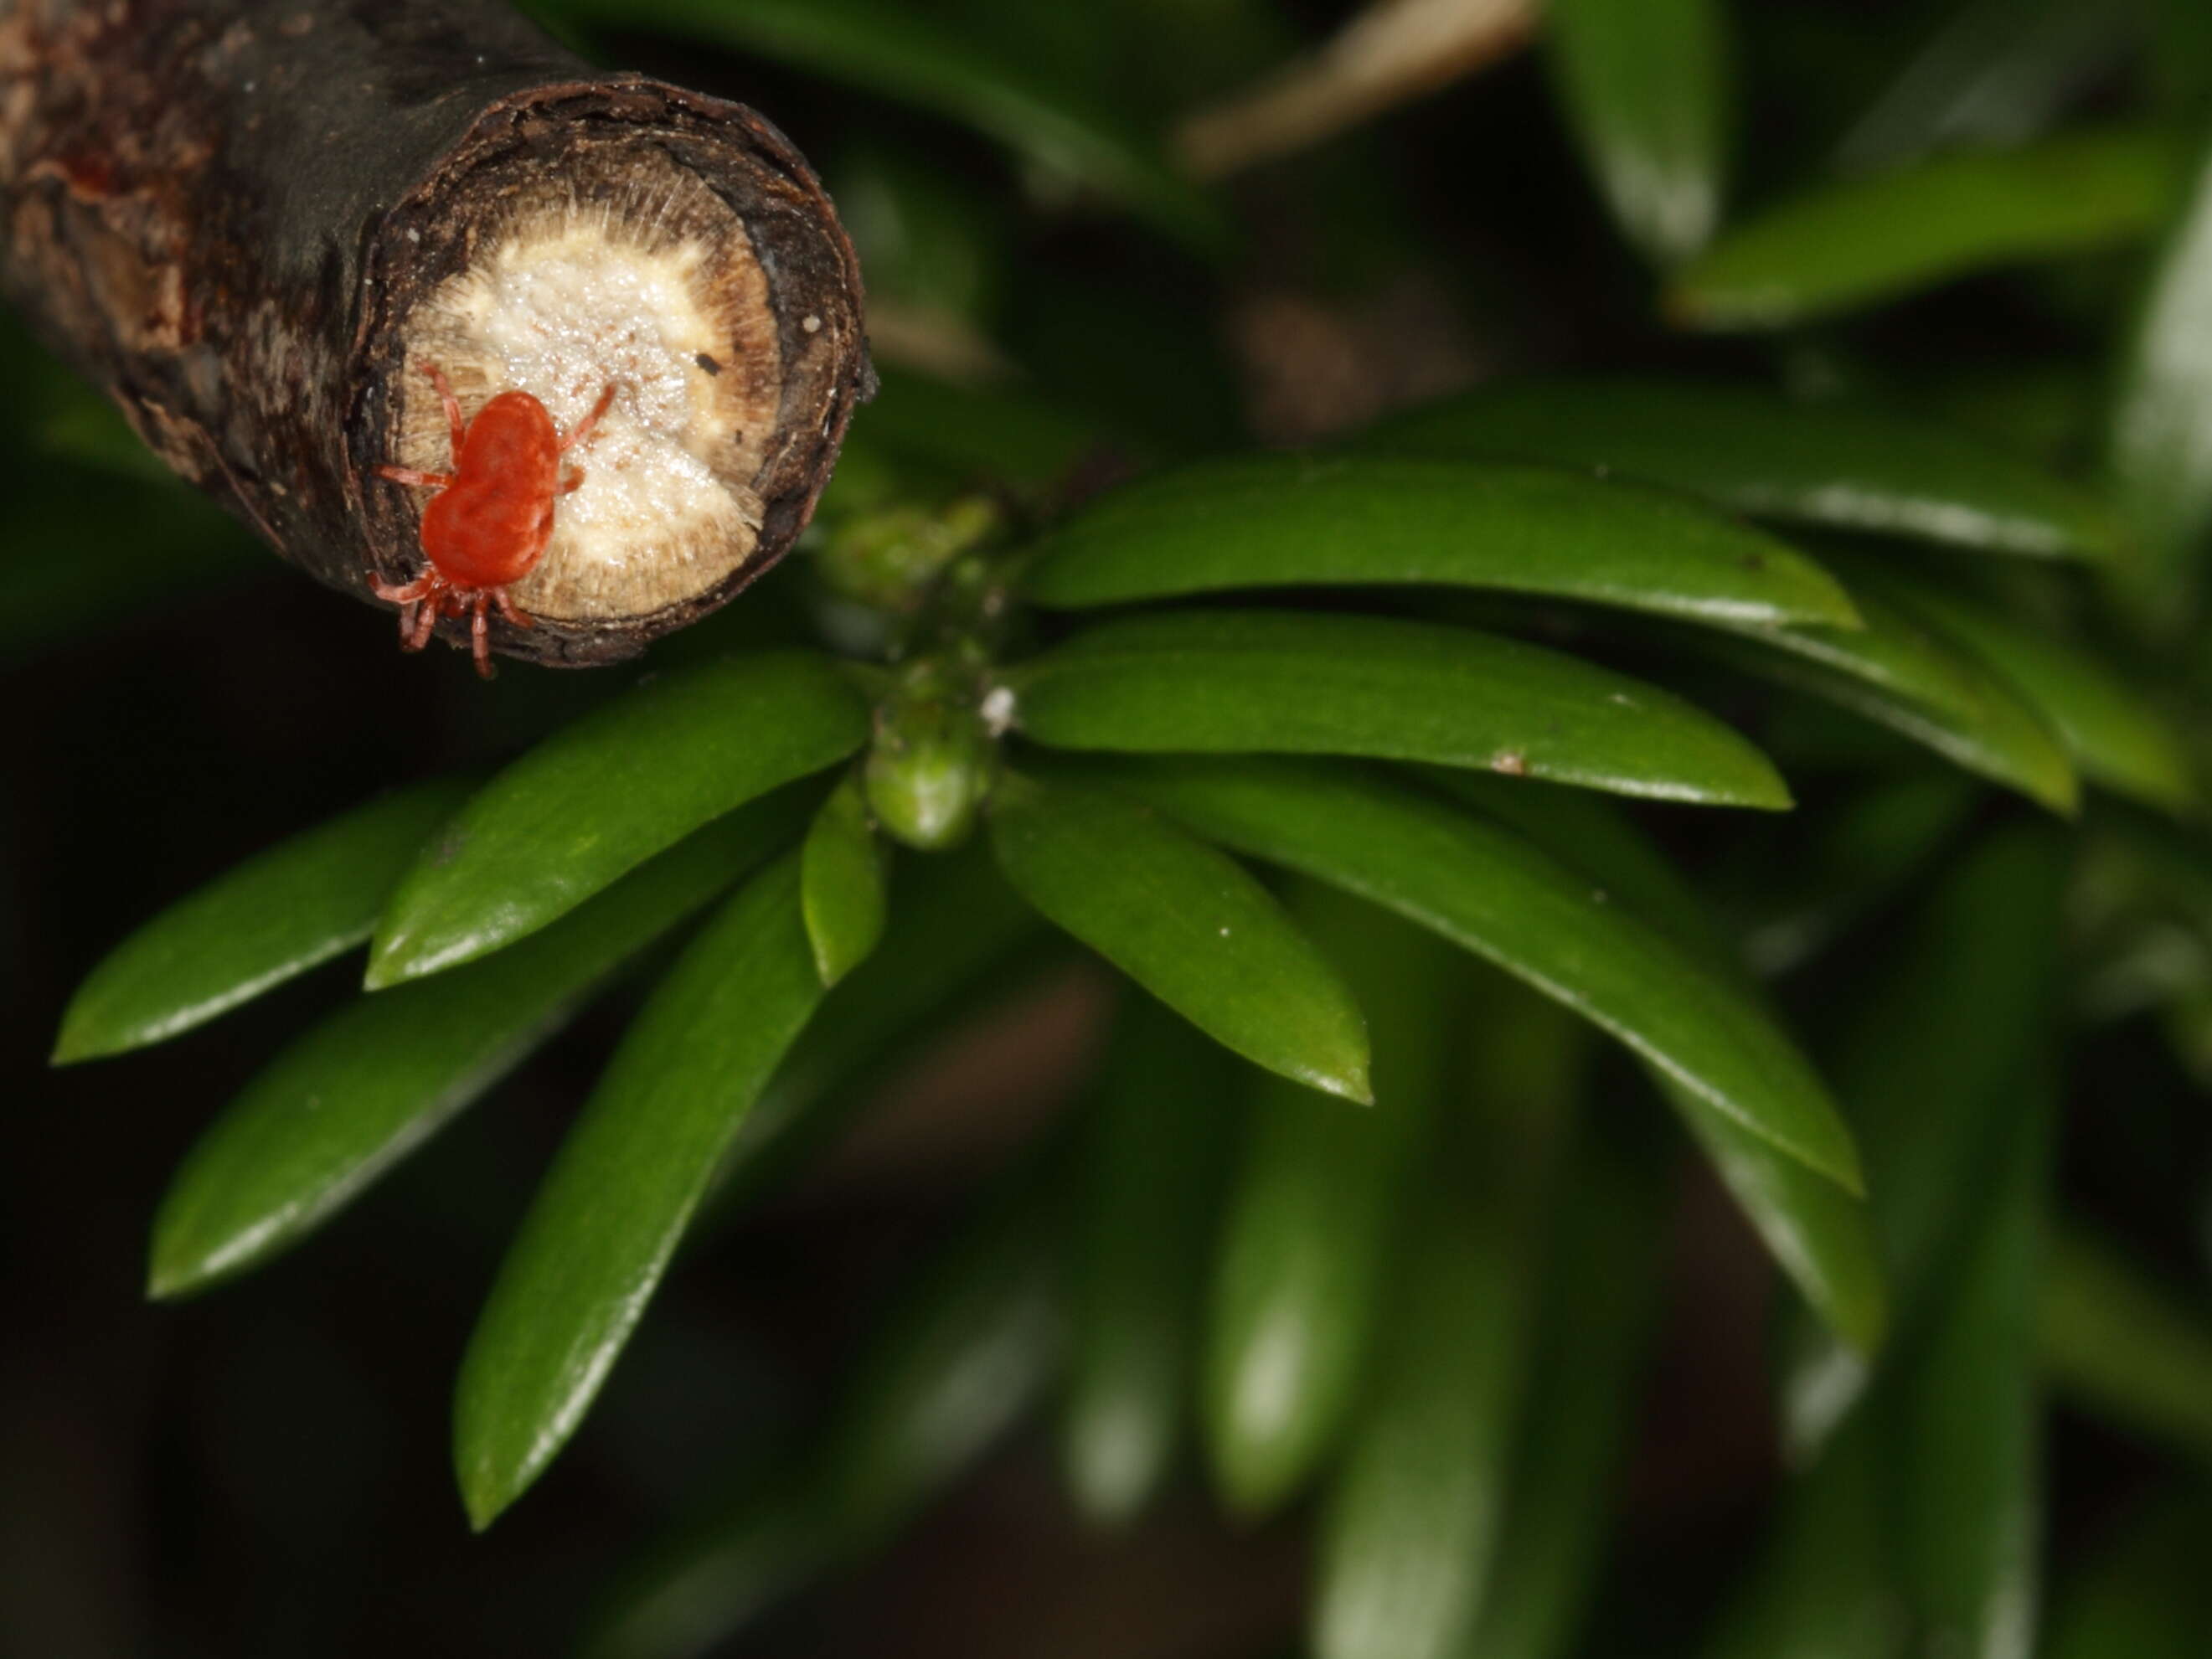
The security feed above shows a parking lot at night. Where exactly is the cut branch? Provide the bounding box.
[0,0,871,667]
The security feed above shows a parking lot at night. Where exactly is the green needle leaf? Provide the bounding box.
[454,853,827,1529]
[1895,1062,2051,1659]
[369,652,869,987]
[1668,125,2183,330]
[2039,1224,2212,1468]
[1064,997,1235,1526]
[1545,0,1733,264]
[1850,565,2196,812]
[1313,988,1574,1659]
[1462,1130,1668,1659]
[1092,756,1865,1192]
[584,1170,1063,1659]
[822,1170,1065,1544]
[54,778,472,1063]
[1685,585,2080,812]
[801,774,889,987]
[1781,826,2069,1455]
[1204,886,1461,1517]
[2111,131,2212,622]
[1020,455,1860,629]
[1009,609,1790,810]
[1421,773,1887,1352]
[147,792,810,1300]
[987,772,1372,1105]
[549,0,1223,253]
[1364,379,2122,559]
[1699,1411,1900,1659]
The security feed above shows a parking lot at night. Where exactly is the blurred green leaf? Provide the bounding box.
[2039,1223,2212,1467]
[55,779,472,1063]
[1064,995,1235,1525]
[1781,825,2068,1454]
[1364,380,2122,559]
[1689,584,2079,811]
[369,651,868,987]
[585,1167,1063,1659]
[147,792,809,1299]
[2046,1490,2212,1659]
[819,1167,1065,1541]
[1021,455,1860,628]
[1092,757,1866,1193]
[1850,563,2195,811]
[1314,987,1573,1659]
[1699,1412,1904,1659]
[1678,1089,1891,1357]
[1457,1126,1667,1659]
[1742,777,1981,976]
[455,853,826,1529]
[2110,131,2212,622]
[801,774,889,987]
[2150,0,2212,115]
[1545,0,1732,263]
[1835,0,2137,174]
[1894,1061,2050,1659]
[856,366,1109,491]
[1668,125,2182,329]
[1421,772,1736,974]
[714,845,1046,1209]
[581,1464,833,1659]
[1414,775,1888,1351]
[1204,884,1460,1517]
[1010,608,1792,809]
[987,772,1372,1104]
[548,0,1223,252]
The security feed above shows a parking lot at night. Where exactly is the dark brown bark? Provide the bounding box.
[0,0,870,667]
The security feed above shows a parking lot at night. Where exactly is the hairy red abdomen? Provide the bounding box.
[420,390,565,587]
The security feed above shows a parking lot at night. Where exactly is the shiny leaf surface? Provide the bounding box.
[56,779,472,1062]
[801,774,889,987]
[370,652,868,986]
[1854,565,2195,811]
[147,796,807,1300]
[1011,608,1791,809]
[1021,454,1859,628]
[455,853,827,1528]
[1093,757,1865,1192]
[987,772,1372,1104]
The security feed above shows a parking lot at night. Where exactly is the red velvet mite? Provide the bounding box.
[372,364,620,678]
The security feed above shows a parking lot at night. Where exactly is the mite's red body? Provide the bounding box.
[373,365,618,678]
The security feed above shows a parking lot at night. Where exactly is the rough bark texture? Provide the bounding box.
[0,0,870,666]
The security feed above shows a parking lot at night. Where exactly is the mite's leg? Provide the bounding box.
[372,571,434,605]
[374,465,455,489]
[559,382,621,452]
[405,597,439,652]
[471,593,494,679]
[427,363,467,458]
[492,587,536,630]
[558,466,585,494]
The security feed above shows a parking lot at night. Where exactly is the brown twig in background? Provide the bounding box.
[1176,0,1540,181]
[0,0,870,668]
